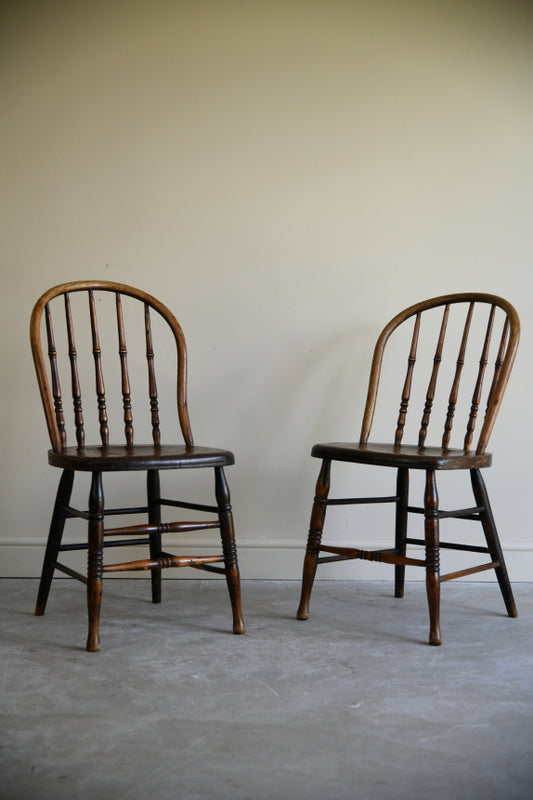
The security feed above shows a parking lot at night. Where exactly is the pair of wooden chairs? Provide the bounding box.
[31,282,519,650]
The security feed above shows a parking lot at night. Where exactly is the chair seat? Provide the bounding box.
[48,444,235,472]
[311,442,492,470]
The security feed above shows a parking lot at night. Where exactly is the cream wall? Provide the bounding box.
[1,0,532,580]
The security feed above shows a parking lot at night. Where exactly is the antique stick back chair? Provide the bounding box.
[297,293,519,645]
[30,280,245,651]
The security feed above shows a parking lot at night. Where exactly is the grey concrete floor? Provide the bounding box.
[1,578,532,800]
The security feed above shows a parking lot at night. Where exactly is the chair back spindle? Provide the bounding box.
[115,293,134,446]
[64,293,85,447]
[464,305,495,451]
[394,312,421,446]
[418,304,450,447]
[483,318,509,429]
[144,304,161,446]
[88,290,109,446]
[45,304,67,449]
[442,302,474,449]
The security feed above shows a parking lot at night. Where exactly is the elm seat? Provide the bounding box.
[30,280,245,651]
[48,444,235,471]
[310,442,492,470]
[297,293,520,645]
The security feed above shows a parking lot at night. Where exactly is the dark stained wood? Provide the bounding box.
[30,280,244,650]
[310,442,492,470]
[34,469,74,614]
[48,444,234,471]
[470,468,517,617]
[147,469,162,603]
[394,467,409,598]
[298,293,520,645]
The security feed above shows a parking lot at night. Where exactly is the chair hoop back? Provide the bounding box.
[30,280,193,451]
[359,293,520,454]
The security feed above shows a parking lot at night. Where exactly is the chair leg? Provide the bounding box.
[297,459,331,621]
[470,469,517,618]
[215,467,245,635]
[35,469,75,616]
[87,472,104,652]
[394,467,409,598]
[424,469,441,646]
[147,469,162,604]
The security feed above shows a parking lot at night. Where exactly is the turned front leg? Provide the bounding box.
[215,467,245,635]
[297,459,331,620]
[424,469,441,646]
[87,471,104,652]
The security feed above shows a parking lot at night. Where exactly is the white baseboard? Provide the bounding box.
[1,537,532,582]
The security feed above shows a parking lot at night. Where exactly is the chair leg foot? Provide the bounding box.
[232,616,246,635]
[86,635,101,652]
[226,564,246,635]
[297,551,318,620]
[86,574,102,652]
[150,570,162,604]
[429,629,442,646]
[394,566,405,599]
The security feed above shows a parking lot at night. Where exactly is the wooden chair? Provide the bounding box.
[30,281,245,651]
[297,293,520,645]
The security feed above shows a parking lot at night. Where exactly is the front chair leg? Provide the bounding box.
[215,467,245,635]
[424,469,441,646]
[87,472,104,652]
[297,459,331,621]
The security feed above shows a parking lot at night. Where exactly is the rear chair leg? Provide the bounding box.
[297,459,331,621]
[87,472,104,652]
[215,467,245,635]
[471,469,517,618]
[147,470,162,604]
[394,467,409,598]
[424,469,442,646]
[35,469,75,616]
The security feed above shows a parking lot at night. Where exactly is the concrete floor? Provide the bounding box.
[1,578,532,800]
